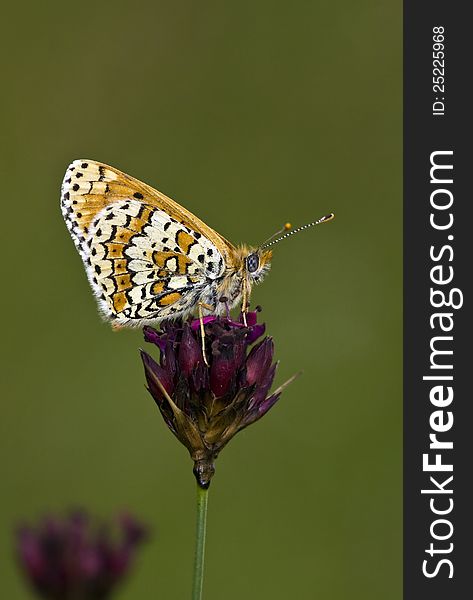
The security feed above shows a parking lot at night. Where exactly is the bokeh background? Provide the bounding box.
[1,1,401,598]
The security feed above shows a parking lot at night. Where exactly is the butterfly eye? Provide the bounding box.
[246,253,259,273]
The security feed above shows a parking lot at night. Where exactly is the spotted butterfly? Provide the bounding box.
[61,160,333,326]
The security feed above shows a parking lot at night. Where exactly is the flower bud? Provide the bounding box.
[141,310,294,488]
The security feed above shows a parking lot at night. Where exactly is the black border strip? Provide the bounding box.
[404,2,471,598]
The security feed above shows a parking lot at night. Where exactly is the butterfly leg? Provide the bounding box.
[198,302,210,366]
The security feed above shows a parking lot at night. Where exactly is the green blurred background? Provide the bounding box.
[1,1,401,598]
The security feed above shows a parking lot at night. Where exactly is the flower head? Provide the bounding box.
[15,510,148,600]
[141,309,295,488]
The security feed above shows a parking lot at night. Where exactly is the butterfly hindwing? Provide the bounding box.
[60,159,240,324]
[83,199,225,324]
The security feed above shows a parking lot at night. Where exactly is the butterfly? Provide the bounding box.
[61,159,334,327]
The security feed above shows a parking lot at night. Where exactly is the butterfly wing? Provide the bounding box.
[61,160,232,324]
[61,159,235,258]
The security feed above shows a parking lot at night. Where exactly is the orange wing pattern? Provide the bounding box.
[61,160,229,324]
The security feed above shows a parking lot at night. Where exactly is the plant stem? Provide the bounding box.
[192,483,209,600]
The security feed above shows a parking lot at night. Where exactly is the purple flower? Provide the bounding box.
[15,511,148,600]
[141,309,296,488]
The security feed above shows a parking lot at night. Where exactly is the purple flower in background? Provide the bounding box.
[15,511,148,600]
[141,309,296,488]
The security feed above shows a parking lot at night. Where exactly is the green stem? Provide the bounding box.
[192,484,209,600]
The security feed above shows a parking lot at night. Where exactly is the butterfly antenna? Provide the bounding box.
[260,222,293,247]
[261,213,334,249]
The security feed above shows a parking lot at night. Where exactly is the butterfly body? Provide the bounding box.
[61,160,272,326]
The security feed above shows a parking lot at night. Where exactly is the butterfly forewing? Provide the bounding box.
[61,160,230,325]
